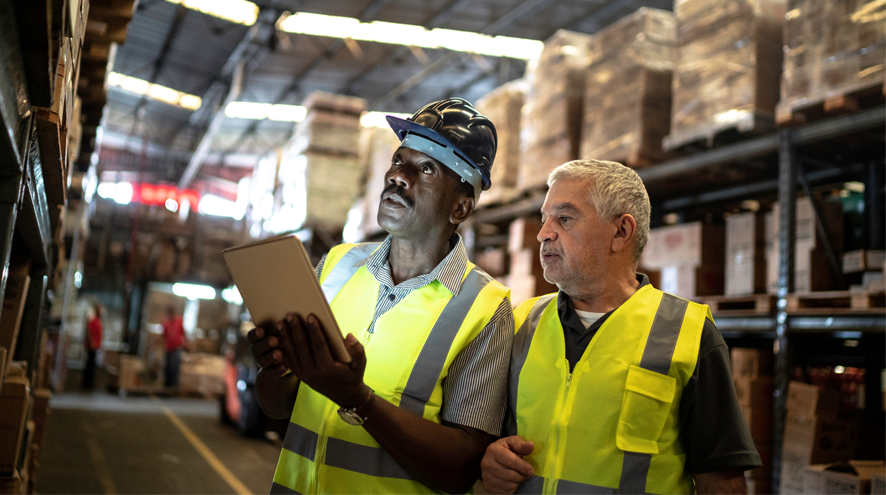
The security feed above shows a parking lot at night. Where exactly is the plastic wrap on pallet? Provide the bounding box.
[777,0,886,121]
[666,0,785,149]
[358,127,401,237]
[476,79,526,205]
[581,8,674,167]
[291,110,362,156]
[302,90,367,116]
[519,30,593,191]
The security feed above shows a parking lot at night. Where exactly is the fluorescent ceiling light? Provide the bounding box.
[277,12,543,60]
[173,283,217,300]
[222,286,243,305]
[108,72,202,111]
[225,102,307,122]
[97,181,133,205]
[361,111,411,128]
[166,0,258,26]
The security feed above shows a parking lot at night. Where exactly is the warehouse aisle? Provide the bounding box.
[34,393,282,494]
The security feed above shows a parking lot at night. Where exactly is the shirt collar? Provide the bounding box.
[557,272,651,317]
[354,233,468,296]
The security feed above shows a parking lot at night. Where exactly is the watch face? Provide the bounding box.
[338,409,364,426]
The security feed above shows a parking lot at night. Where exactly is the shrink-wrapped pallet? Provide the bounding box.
[776,0,886,124]
[358,127,401,237]
[519,30,593,191]
[273,91,368,229]
[476,80,526,205]
[664,0,785,150]
[581,8,674,167]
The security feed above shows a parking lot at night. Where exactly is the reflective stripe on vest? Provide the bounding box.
[619,294,688,495]
[510,288,701,495]
[319,242,379,303]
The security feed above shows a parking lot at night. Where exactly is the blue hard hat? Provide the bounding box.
[386,98,497,194]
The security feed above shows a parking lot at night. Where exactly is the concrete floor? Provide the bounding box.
[34,391,283,494]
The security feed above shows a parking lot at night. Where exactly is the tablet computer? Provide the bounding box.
[223,234,351,363]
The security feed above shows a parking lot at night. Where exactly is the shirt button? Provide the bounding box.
[388,294,396,301]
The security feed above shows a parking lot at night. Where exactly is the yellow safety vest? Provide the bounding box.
[271,242,509,494]
[508,285,710,494]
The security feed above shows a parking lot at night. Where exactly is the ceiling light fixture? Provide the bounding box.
[277,12,543,60]
[166,0,259,26]
[224,102,307,122]
[108,72,202,110]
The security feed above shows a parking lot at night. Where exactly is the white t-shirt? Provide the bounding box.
[574,309,605,329]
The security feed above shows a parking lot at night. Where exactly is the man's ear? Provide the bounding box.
[611,214,637,254]
[450,195,475,226]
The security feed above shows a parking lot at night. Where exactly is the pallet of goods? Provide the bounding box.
[776,0,886,125]
[731,348,774,494]
[664,0,785,151]
[519,30,593,191]
[279,91,367,229]
[476,80,525,206]
[581,8,674,168]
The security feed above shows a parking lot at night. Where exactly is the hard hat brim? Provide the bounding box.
[386,115,491,190]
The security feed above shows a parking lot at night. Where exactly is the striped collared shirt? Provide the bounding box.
[315,233,513,435]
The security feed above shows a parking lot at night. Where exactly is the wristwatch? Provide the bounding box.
[337,388,375,426]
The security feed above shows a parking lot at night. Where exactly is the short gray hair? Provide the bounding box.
[548,160,651,262]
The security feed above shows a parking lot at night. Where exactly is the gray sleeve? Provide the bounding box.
[314,254,327,280]
[680,318,762,474]
[441,298,514,436]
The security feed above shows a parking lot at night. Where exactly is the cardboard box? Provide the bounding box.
[474,248,507,278]
[843,250,885,274]
[0,260,31,370]
[640,222,725,298]
[804,461,886,495]
[741,404,773,442]
[731,348,773,379]
[30,389,50,447]
[0,377,30,475]
[782,413,858,466]
[725,212,767,295]
[735,375,774,409]
[476,80,525,205]
[766,197,844,294]
[786,381,841,421]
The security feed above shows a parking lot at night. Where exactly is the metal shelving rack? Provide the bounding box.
[468,105,886,491]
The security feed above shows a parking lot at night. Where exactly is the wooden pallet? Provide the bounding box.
[776,81,886,126]
[703,294,776,316]
[785,290,886,314]
[662,112,776,153]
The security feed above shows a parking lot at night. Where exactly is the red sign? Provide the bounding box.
[133,183,200,208]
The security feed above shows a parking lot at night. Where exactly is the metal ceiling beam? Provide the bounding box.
[567,0,637,32]
[177,7,281,188]
[371,0,555,109]
[217,0,402,155]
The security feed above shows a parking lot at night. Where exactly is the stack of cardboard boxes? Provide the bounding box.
[0,363,31,494]
[519,30,592,191]
[178,353,225,398]
[725,211,768,296]
[581,8,675,167]
[664,0,785,149]
[286,91,368,228]
[780,381,860,494]
[766,196,844,294]
[476,80,525,206]
[777,0,886,124]
[639,221,725,300]
[731,348,774,494]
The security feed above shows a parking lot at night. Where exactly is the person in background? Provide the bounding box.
[82,303,103,389]
[247,98,513,494]
[162,306,187,389]
[480,160,760,494]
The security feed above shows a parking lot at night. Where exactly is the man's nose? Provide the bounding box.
[537,218,557,242]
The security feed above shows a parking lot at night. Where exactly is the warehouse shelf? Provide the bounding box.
[0,3,30,176]
[716,314,886,334]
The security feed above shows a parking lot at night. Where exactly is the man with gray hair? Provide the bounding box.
[480,160,760,494]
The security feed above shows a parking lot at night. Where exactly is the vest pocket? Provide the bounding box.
[616,365,676,454]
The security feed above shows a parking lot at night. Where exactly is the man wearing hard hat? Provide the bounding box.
[249,98,513,494]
